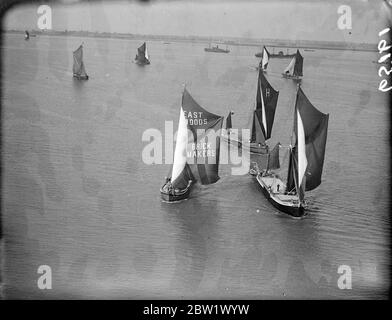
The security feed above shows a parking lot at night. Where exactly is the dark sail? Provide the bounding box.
[293,50,304,77]
[255,70,279,139]
[226,111,233,130]
[73,45,88,78]
[182,89,224,185]
[267,142,280,170]
[286,87,329,194]
[136,42,150,64]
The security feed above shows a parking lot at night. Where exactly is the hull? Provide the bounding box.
[256,174,305,218]
[73,74,89,80]
[160,181,192,202]
[204,48,230,53]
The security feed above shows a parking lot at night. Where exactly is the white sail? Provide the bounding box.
[297,110,308,187]
[171,107,188,183]
[145,47,149,61]
[284,56,296,75]
[260,79,268,135]
[261,47,269,69]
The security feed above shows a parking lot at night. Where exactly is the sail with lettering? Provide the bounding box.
[73,44,89,80]
[250,68,279,151]
[160,88,223,202]
[256,86,329,217]
[283,49,303,80]
[135,42,150,65]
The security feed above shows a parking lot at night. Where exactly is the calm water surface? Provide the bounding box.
[1,34,390,299]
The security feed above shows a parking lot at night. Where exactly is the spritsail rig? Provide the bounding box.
[258,46,270,72]
[160,88,224,202]
[73,44,89,80]
[282,49,303,80]
[221,67,279,154]
[135,42,150,65]
[256,86,329,217]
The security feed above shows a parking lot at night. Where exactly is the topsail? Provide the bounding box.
[251,69,279,143]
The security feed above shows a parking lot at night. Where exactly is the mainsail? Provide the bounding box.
[73,45,88,78]
[286,87,329,200]
[171,89,223,188]
[251,69,279,142]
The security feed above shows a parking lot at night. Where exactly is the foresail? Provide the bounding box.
[182,89,223,185]
[252,110,266,144]
[171,106,189,185]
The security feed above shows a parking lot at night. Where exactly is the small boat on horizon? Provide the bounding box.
[255,86,329,218]
[160,88,224,202]
[282,49,303,81]
[222,68,279,155]
[73,43,89,80]
[24,30,30,41]
[135,42,150,65]
[204,44,230,53]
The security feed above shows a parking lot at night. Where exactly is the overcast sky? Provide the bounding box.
[3,0,389,43]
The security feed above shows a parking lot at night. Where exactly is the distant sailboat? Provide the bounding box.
[160,88,224,202]
[73,44,89,80]
[255,86,329,217]
[24,30,30,41]
[222,68,279,154]
[135,42,150,65]
[282,49,303,80]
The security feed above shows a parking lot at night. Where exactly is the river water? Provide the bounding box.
[1,33,390,299]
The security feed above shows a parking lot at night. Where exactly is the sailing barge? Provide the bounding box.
[73,44,89,80]
[282,49,303,80]
[135,42,150,65]
[255,86,329,218]
[222,68,279,155]
[160,88,224,202]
